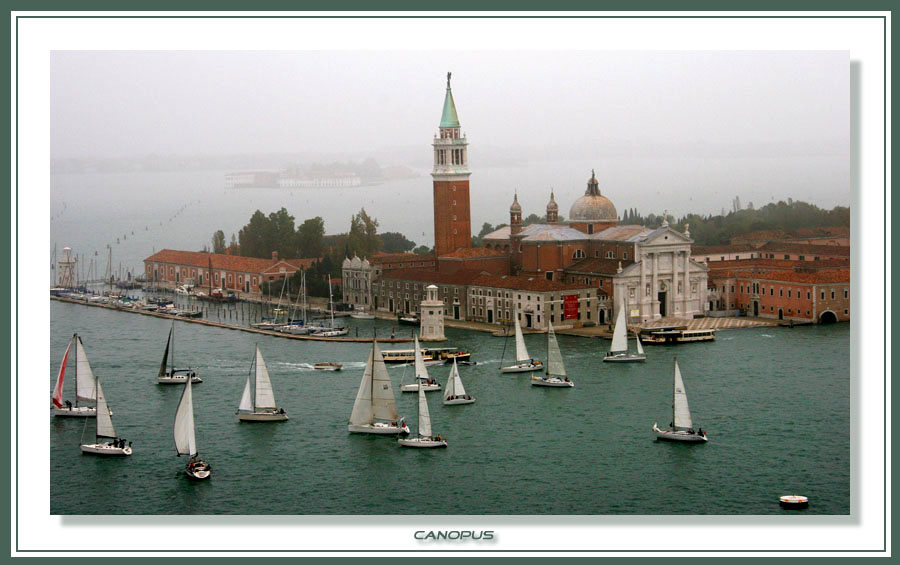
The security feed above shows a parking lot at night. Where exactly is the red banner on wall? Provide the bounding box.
[564,294,578,320]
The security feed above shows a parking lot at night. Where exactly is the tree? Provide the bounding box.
[347,208,380,258]
[238,210,272,258]
[380,231,416,254]
[296,217,326,258]
[229,233,238,253]
[413,245,433,255]
[212,230,226,254]
[268,207,296,258]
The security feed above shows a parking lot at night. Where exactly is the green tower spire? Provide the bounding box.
[439,72,460,128]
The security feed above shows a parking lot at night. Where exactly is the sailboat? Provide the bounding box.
[80,378,132,456]
[397,373,447,448]
[237,346,289,422]
[157,321,202,384]
[313,275,348,337]
[401,336,441,392]
[500,314,542,373]
[603,300,646,362]
[279,270,323,335]
[348,341,409,435]
[531,322,574,387]
[652,359,708,443]
[51,333,100,417]
[443,358,475,405]
[252,277,288,330]
[174,372,211,479]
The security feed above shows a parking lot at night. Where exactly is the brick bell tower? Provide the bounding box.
[432,72,472,257]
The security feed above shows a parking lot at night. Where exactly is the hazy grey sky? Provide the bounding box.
[51,51,847,156]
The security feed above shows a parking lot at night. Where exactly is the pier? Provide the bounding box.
[50,296,414,343]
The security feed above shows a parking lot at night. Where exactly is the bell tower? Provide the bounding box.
[432,72,472,257]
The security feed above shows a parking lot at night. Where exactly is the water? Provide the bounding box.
[49,300,849,515]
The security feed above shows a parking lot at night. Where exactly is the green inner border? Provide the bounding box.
[12,12,888,556]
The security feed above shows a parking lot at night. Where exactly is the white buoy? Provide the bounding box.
[779,495,809,509]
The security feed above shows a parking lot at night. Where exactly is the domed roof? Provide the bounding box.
[546,190,558,212]
[569,170,617,222]
[509,193,522,213]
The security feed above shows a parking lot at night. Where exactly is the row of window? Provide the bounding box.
[730,284,849,301]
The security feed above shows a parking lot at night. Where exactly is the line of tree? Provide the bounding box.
[621,199,849,245]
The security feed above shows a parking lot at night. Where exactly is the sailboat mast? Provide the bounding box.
[171,323,175,375]
[328,275,335,329]
[73,335,79,408]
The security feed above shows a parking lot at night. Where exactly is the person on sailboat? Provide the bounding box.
[65,400,72,409]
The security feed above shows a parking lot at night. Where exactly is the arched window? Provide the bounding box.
[572,249,585,260]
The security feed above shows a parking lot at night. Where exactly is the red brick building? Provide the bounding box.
[144,249,317,294]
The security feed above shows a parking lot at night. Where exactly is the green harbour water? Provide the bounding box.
[48,299,850,515]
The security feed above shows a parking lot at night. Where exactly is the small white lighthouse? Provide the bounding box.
[419,284,447,342]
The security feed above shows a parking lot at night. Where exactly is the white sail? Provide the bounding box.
[546,322,567,378]
[74,336,97,403]
[413,336,430,383]
[237,376,252,413]
[513,317,531,362]
[635,331,645,355]
[94,379,116,439]
[609,302,628,353]
[52,338,72,408]
[349,348,375,425]
[371,341,399,421]
[174,377,197,457]
[672,360,693,431]
[416,380,432,438]
[446,359,466,397]
[253,347,277,410]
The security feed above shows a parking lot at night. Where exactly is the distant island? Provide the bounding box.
[225,159,417,189]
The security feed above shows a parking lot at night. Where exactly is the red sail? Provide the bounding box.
[51,341,72,408]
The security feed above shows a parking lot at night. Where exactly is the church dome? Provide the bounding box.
[568,170,617,221]
[546,190,558,212]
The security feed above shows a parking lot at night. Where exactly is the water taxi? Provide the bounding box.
[639,327,716,344]
[380,347,471,365]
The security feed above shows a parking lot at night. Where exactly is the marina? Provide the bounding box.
[49,297,849,515]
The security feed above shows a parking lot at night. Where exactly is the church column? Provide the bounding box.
[652,251,659,319]
[683,250,691,314]
[640,250,648,321]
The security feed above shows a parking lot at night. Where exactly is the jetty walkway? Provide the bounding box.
[50,296,414,343]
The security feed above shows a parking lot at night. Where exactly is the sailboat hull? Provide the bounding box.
[531,376,574,387]
[500,361,543,373]
[398,437,448,448]
[185,463,211,480]
[652,424,708,443]
[348,423,410,435]
[603,353,646,363]
[80,443,132,456]
[349,312,375,320]
[158,375,203,384]
[238,411,289,422]
[51,406,97,417]
[443,396,475,405]
[401,384,441,392]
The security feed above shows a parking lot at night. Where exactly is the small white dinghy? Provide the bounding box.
[531,322,574,388]
[398,375,447,448]
[443,358,474,405]
[500,314,543,373]
[174,373,211,479]
[348,341,410,435]
[51,333,99,418]
[401,337,442,392]
[652,359,708,443]
[157,322,202,384]
[79,378,132,456]
[237,346,289,422]
[603,300,646,363]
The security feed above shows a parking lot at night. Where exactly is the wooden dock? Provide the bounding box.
[49,296,413,343]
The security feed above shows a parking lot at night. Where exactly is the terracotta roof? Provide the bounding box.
[711,268,850,284]
[591,225,652,242]
[439,247,507,259]
[731,226,850,243]
[469,273,593,293]
[757,242,851,256]
[564,257,633,275]
[369,253,435,264]
[144,249,317,274]
[705,258,849,272]
[691,244,759,256]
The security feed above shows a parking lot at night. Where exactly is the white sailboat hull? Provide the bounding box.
[313,328,349,337]
[401,383,441,392]
[652,423,708,443]
[603,352,646,363]
[51,406,97,417]
[500,361,543,373]
[531,375,574,387]
[238,411,289,422]
[185,463,211,480]
[398,436,448,448]
[80,442,132,456]
[158,375,203,384]
[349,312,375,320]
[443,396,475,405]
[348,422,410,435]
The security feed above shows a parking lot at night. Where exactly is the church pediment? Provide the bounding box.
[641,227,693,246]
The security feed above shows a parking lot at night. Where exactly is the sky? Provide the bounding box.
[50,50,850,212]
